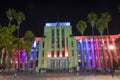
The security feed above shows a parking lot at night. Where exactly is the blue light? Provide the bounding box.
[79,40,82,43]
[33,41,37,48]
[45,22,71,27]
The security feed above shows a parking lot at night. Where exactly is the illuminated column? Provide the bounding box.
[90,39,95,68]
[85,39,90,68]
[112,39,118,63]
[96,38,101,68]
[79,39,84,69]
[103,39,107,68]
[107,38,112,68]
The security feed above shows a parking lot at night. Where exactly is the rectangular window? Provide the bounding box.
[51,40,54,48]
[62,51,65,57]
[72,50,74,56]
[57,40,59,48]
[57,29,59,36]
[71,41,74,47]
[43,41,44,48]
[57,51,59,57]
[62,38,65,48]
[61,29,64,38]
[42,51,44,57]
[51,51,54,57]
[52,29,54,37]
[42,59,44,64]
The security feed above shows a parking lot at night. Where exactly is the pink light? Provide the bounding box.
[96,38,101,68]
[91,39,95,67]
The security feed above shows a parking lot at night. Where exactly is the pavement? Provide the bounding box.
[0,72,120,80]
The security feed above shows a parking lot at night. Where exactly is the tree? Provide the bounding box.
[76,20,87,36]
[14,11,25,38]
[95,18,106,71]
[23,31,35,70]
[14,11,25,70]
[6,9,16,27]
[87,12,98,69]
[0,9,26,72]
[101,12,111,39]
[76,20,87,70]
[0,25,18,72]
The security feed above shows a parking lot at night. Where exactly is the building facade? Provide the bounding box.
[34,22,120,72]
[36,22,78,72]
[2,22,119,72]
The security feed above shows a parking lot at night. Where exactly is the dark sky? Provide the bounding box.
[0,0,120,37]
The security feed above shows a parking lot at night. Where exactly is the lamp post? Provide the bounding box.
[109,45,114,77]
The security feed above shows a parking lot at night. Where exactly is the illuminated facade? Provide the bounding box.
[76,35,120,70]
[4,22,119,72]
[33,22,120,72]
[36,22,78,72]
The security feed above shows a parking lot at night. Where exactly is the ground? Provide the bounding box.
[0,72,120,80]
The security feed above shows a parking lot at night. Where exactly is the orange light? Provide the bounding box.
[65,52,68,57]
[48,53,51,57]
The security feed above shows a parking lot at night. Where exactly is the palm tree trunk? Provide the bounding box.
[100,34,106,71]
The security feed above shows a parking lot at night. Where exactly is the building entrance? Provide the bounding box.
[48,58,68,71]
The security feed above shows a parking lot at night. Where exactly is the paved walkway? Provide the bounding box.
[0,72,120,80]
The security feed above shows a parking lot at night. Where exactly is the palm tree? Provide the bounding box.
[76,20,87,70]
[6,9,16,27]
[23,31,35,71]
[95,18,106,71]
[14,11,25,38]
[87,12,98,70]
[14,11,25,70]
[101,12,111,39]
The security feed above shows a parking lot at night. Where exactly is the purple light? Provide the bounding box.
[85,39,90,68]
[91,39,95,67]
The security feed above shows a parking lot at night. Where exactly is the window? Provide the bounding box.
[57,41,59,48]
[51,51,54,57]
[57,29,59,36]
[52,29,54,37]
[51,40,54,48]
[71,41,74,47]
[62,51,65,57]
[42,59,44,64]
[61,29,64,38]
[42,51,44,57]
[62,38,65,48]
[57,51,59,57]
[43,41,44,48]
[72,50,74,56]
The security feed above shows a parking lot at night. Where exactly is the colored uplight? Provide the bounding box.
[45,22,71,27]
[109,45,114,50]
[79,39,82,43]
[33,41,37,48]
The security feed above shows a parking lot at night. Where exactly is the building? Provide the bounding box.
[36,22,78,72]
[34,22,120,72]
[4,22,119,72]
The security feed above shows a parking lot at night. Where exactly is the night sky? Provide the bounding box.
[0,0,120,37]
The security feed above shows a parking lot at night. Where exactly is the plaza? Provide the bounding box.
[0,72,120,80]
